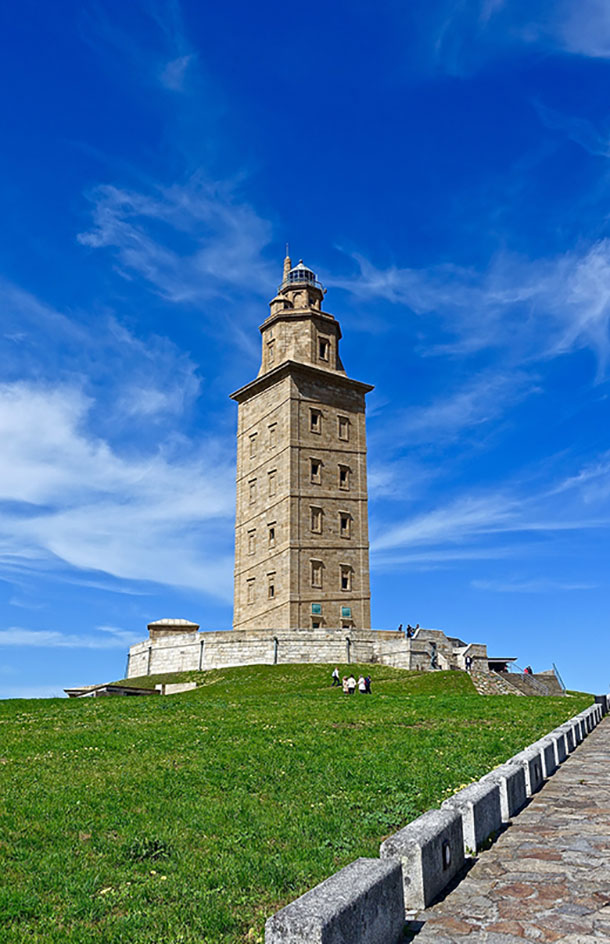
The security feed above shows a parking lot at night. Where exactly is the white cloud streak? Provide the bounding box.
[0,627,139,649]
[427,0,610,75]
[0,382,235,599]
[77,177,274,305]
[333,241,610,375]
[471,577,597,592]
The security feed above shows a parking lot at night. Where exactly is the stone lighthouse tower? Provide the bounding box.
[230,254,373,632]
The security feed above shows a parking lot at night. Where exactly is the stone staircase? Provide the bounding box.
[495,672,552,696]
[532,672,564,695]
[470,671,526,696]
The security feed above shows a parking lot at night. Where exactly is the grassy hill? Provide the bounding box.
[0,664,591,944]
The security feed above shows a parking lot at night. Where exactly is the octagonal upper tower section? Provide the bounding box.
[258,254,346,377]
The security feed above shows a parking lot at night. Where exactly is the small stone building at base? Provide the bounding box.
[126,620,490,678]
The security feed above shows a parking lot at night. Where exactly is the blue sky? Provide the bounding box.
[1,0,609,697]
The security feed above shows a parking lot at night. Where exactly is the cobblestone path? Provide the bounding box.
[407,718,610,943]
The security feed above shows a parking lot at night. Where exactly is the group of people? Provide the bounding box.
[331,667,371,694]
[397,623,420,638]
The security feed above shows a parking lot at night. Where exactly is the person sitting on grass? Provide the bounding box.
[347,674,356,695]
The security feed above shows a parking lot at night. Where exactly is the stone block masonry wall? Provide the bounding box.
[263,701,603,943]
[128,628,390,678]
[127,625,491,679]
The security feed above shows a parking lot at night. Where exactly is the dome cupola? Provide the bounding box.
[282,259,323,291]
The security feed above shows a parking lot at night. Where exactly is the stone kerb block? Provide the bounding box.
[507,747,544,796]
[441,781,502,855]
[379,808,464,911]
[557,724,575,753]
[591,702,603,725]
[579,711,593,734]
[532,738,557,778]
[548,730,568,764]
[595,695,608,716]
[264,857,404,944]
[571,717,584,744]
[581,709,594,731]
[573,716,586,740]
[480,762,527,822]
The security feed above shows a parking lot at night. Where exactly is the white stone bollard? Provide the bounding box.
[532,738,557,778]
[379,808,464,910]
[507,747,544,795]
[480,763,527,822]
[548,730,568,764]
[264,858,405,944]
[442,781,502,855]
[557,724,575,753]
[571,717,584,744]
[594,695,608,716]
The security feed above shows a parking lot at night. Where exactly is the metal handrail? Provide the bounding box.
[552,662,567,693]
[505,663,550,695]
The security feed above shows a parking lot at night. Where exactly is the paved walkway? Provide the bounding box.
[407,719,610,943]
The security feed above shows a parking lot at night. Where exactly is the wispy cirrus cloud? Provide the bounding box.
[333,240,610,375]
[77,177,274,305]
[535,102,610,158]
[0,279,202,425]
[159,53,196,91]
[0,381,234,599]
[389,369,538,445]
[372,451,610,556]
[83,0,199,96]
[471,577,597,592]
[423,0,610,75]
[0,626,140,649]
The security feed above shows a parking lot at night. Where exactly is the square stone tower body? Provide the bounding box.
[230,256,373,631]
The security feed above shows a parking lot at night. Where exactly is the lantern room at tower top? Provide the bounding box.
[261,254,347,377]
[281,257,325,292]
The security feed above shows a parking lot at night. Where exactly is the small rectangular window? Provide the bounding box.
[310,459,321,484]
[247,529,256,555]
[268,523,276,547]
[341,606,352,619]
[268,469,277,497]
[268,423,277,450]
[311,560,323,589]
[340,566,352,591]
[249,479,257,503]
[338,465,350,490]
[267,572,276,599]
[310,506,323,533]
[310,409,322,434]
[339,513,351,538]
[311,603,322,615]
[338,416,349,441]
[319,338,329,361]
[247,579,255,604]
[249,433,258,458]
[312,620,321,629]
[268,340,275,365]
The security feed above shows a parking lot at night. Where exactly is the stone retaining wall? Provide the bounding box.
[126,626,490,678]
[264,700,604,943]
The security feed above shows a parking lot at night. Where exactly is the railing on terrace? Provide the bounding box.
[552,662,567,693]
[505,663,551,695]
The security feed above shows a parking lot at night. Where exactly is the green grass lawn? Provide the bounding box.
[0,664,591,944]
